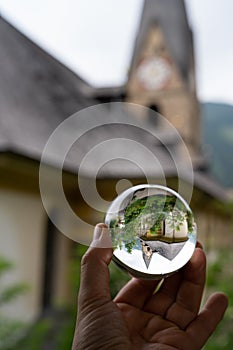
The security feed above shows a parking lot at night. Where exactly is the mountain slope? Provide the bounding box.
[201,102,233,188]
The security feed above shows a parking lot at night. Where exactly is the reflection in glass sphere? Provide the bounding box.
[105,184,197,279]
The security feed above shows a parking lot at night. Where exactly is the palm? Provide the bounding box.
[116,302,191,349]
[73,229,228,350]
[112,248,225,349]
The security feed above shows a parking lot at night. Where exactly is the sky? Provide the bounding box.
[0,0,233,105]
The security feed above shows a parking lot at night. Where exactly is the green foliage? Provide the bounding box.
[68,244,88,294]
[0,258,13,274]
[0,318,25,350]
[8,243,87,350]
[0,285,29,306]
[11,319,52,350]
[0,257,28,308]
[111,194,192,253]
[0,256,29,350]
[8,243,130,350]
[55,313,76,350]
[3,238,232,350]
[124,240,136,254]
[124,194,188,234]
[10,310,76,350]
[109,261,131,299]
[204,248,233,349]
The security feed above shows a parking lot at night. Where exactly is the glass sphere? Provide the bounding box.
[105,184,197,279]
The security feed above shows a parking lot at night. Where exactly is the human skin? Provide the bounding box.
[72,223,228,350]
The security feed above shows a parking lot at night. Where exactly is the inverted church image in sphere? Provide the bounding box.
[105,184,197,279]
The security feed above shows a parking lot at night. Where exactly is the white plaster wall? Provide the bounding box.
[164,219,174,239]
[174,220,188,238]
[0,189,46,322]
[165,217,188,239]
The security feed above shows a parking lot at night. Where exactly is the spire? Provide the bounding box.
[141,242,153,268]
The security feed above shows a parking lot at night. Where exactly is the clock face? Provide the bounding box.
[136,56,172,90]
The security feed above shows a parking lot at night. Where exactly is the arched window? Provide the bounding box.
[148,104,160,125]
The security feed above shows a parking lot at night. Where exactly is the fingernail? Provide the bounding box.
[93,224,105,240]
[92,223,112,248]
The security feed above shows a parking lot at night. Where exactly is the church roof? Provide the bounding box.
[0,17,229,202]
[0,16,180,177]
[0,16,96,159]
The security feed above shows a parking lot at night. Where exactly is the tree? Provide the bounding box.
[110,194,194,253]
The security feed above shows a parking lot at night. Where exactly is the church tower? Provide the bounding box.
[126,0,202,165]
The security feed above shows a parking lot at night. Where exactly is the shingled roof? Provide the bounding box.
[0,16,228,202]
[0,16,96,159]
[0,16,181,177]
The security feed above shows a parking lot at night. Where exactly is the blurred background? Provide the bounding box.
[0,0,232,348]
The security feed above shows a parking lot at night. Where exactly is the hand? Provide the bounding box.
[72,223,228,350]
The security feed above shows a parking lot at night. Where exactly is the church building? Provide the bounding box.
[0,0,231,323]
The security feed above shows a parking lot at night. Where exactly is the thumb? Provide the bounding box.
[78,223,113,310]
